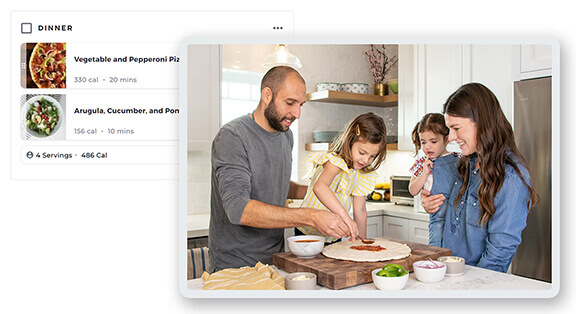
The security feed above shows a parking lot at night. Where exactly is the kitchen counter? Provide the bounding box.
[366,201,429,222]
[188,213,209,238]
[186,264,552,296]
[187,200,429,239]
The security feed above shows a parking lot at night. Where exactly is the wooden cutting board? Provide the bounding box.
[273,237,452,290]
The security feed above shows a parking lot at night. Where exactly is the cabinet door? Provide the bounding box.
[470,45,520,123]
[366,216,383,238]
[520,44,552,80]
[408,219,429,245]
[398,45,463,151]
[382,216,409,241]
[422,45,463,114]
[187,45,221,151]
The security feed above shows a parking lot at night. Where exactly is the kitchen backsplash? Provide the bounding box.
[187,151,211,215]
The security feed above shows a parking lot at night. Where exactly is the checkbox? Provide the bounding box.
[21,23,32,34]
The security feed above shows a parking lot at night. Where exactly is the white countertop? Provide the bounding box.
[188,213,209,238]
[366,201,429,222]
[186,264,552,295]
[188,200,429,238]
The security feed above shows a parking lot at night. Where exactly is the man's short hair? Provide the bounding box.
[260,66,305,93]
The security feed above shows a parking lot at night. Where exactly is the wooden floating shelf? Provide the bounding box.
[306,90,398,108]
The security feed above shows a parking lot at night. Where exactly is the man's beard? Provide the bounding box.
[264,96,293,132]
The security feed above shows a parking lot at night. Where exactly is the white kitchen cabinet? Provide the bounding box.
[398,45,463,151]
[366,215,383,238]
[382,215,429,245]
[187,45,221,151]
[520,44,552,80]
[408,219,429,245]
[382,215,409,241]
[398,44,520,151]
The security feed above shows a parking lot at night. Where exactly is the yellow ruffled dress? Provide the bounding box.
[297,152,377,243]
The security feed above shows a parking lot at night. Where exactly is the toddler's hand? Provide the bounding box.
[422,157,433,175]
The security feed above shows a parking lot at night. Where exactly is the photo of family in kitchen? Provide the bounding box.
[184,43,556,296]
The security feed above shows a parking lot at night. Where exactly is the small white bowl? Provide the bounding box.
[284,272,317,290]
[413,260,447,283]
[287,235,325,259]
[371,268,409,290]
[438,256,466,276]
[340,83,368,94]
[316,82,340,92]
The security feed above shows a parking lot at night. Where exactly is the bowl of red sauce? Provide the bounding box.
[287,235,325,259]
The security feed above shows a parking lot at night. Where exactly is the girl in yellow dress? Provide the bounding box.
[297,112,388,243]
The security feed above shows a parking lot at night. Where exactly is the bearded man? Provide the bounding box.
[208,66,351,272]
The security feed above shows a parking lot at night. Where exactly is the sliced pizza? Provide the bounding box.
[29,43,66,88]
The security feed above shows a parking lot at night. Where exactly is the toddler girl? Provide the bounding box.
[297,112,387,243]
[408,113,460,247]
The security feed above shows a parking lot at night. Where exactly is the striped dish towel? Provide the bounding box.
[201,262,285,290]
[187,247,210,280]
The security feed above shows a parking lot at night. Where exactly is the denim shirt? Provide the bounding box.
[428,153,460,247]
[442,154,531,273]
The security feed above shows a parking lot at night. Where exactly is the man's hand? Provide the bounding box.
[311,210,351,239]
[420,189,446,214]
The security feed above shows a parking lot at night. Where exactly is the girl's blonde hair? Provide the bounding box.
[411,113,450,156]
[331,112,387,173]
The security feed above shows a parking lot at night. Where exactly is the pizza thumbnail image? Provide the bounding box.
[27,43,66,89]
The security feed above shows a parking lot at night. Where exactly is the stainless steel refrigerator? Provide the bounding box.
[510,76,552,282]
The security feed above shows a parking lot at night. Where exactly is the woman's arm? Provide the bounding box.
[352,195,367,239]
[313,161,358,239]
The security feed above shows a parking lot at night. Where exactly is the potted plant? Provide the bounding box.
[365,44,398,96]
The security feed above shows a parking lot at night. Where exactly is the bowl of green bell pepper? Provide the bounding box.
[371,263,409,290]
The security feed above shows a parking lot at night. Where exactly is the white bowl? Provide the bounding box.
[316,82,340,92]
[371,268,409,290]
[438,256,466,276]
[22,95,63,138]
[287,235,325,259]
[413,260,447,283]
[340,83,368,94]
[284,272,317,290]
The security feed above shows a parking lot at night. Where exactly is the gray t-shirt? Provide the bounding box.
[208,114,293,272]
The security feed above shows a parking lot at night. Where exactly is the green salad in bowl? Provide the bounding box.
[24,96,62,137]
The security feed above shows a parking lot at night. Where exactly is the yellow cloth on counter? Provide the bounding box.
[201,262,285,290]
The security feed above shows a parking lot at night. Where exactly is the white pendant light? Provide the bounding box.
[261,44,302,69]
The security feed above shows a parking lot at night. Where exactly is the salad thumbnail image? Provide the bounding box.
[23,95,63,137]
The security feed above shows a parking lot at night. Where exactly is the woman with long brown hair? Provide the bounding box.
[422,83,538,273]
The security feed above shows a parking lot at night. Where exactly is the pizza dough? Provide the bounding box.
[322,238,411,262]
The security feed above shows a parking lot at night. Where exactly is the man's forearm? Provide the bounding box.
[240,199,316,229]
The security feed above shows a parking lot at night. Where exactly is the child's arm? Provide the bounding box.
[352,195,367,239]
[313,161,358,240]
[408,157,433,196]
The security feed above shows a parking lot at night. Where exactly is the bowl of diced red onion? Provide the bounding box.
[412,260,447,283]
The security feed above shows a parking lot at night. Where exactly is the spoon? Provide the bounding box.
[358,236,375,244]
